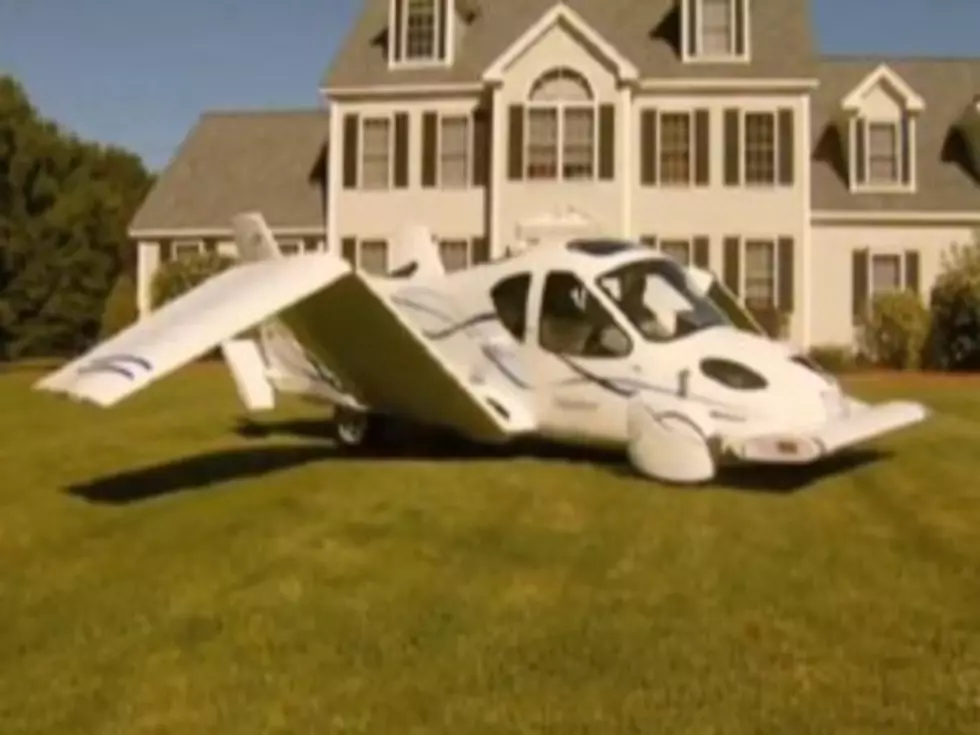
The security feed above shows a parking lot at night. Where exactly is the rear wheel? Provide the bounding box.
[333,407,374,448]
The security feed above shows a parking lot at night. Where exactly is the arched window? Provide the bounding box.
[526,68,596,181]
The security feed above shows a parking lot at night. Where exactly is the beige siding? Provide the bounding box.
[808,223,972,346]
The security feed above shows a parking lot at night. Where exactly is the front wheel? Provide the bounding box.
[333,407,375,448]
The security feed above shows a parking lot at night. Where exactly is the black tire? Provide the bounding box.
[333,408,375,449]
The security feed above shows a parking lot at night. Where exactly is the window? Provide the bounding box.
[701,0,734,55]
[526,68,596,181]
[359,239,389,275]
[871,253,901,295]
[868,122,899,184]
[439,115,469,187]
[743,112,775,184]
[743,239,775,309]
[278,239,302,256]
[404,0,438,61]
[539,271,630,358]
[660,239,692,266]
[660,112,692,185]
[172,240,202,260]
[491,273,532,341]
[360,117,391,189]
[439,239,469,272]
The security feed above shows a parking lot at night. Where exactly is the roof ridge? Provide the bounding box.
[200,107,326,118]
[821,53,980,63]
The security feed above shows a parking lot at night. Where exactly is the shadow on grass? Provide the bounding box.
[66,418,889,505]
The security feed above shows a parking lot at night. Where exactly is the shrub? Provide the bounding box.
[926,239,980,371]
[151,252,235,309]
[858,290,930,370]
[98,273,138,340]
[805,344,859,374]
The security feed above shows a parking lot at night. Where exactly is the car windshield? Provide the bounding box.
[595,258,730,341]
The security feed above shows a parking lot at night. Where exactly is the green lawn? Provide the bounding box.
[0,364,978,734]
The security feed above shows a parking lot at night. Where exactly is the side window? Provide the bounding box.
[539,271,630,358]
[490,273,531,341]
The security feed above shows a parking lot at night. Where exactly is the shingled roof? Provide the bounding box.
[129,109,328,234]
[812,57,980,212]
[323,0,818,89]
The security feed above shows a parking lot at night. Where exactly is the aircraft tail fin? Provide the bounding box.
[231,211,283,262]
[388,224,444,278]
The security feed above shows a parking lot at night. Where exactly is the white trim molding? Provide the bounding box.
[320,82,484,100]
[128,226,326,239]
[482,3,639,84]
[637,78,819,92]
[811,210,980,225]
[842,63,925,113]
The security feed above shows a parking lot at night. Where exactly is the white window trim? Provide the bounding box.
[682,0,751,64]
[739,238,781,309]
[436,113,472,189]
[866,249,907,297]
[657,110,696,187]
[524,102,598,182]
[849,114,916,194]
[741,109,779,188]
[388,0,453,69]
[359,114,395,190]
[172,239,204,259]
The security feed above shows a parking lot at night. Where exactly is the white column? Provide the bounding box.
[618,82,633,238]
[489,84,504,257]
[136,241,160,319]
[326,97,342,255]
[800,92,812,349]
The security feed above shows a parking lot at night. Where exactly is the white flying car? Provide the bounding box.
[34,212,928,485]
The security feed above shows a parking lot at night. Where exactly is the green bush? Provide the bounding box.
[98,273,138,340]
[151,252,236,309]
[926,240,980,371]
[858,290,930,370]
[805,344,860,374]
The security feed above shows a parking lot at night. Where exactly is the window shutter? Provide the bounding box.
[723,236,741,296]
[598,104,615,180]
[203,239,218,254]
[342,113,359,189]
[421,112,438,188]
[640,235,657,248]
[693,236,710,268]
[640,108,658,185]
[777,108,794,186]
[852,248,869,321]
[723,109,740,186]
[437,0,448,59]
[854,118,867,185]
[777,237,794,312]
[159,240,173,262]
[392,0,403,62]
[900,115,912,185]
[904,250,920,293]
[394,112,409,188]
[686,0,699,56]
[472,236,489,264]
[694,109,710,186]
[508,105,524,180]
[472,106,490,186]
[733,0,747,55]
[341,237,357,267]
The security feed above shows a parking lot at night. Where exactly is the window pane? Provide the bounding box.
[439,116,469,188]
[529,68,592,102]
[361,118,390,189]
[744,239,775,307]
[405,0,436,60]
[539,271,628,357]
[439,239,469,272]
[701,0,733,55]
[491,273,532,341]
[562,107,594,180]
[744,112,776,184]
[868,123,898,184]
[871,254,901,293]
[659,112,691,185]
[359,240,388,275]
[527,108,558,179]
[660,240,691,266]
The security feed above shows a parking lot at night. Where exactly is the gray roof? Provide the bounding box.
[323,0,818,89]
[129,109,327,233]
[812,57,980,211]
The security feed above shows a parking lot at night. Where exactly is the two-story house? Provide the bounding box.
[128,0,980,350]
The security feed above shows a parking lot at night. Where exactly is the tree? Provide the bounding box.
[0,75,154,360]
[926,233,980,370]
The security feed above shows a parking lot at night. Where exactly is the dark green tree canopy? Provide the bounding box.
[0,75,154,360]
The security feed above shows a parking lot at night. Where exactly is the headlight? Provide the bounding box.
[699,358,768,391]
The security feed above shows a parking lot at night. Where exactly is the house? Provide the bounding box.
[128,0,980,349]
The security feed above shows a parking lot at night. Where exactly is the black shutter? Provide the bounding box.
[437,0,448,60]
[900,115,912,185]
[693,236,710,268]
[694,109,709,186]
[777,108,794,186]
[598,104,615,180]
[508,105,524,180]
[472,236,489,264]
[686,0,699,56]
[640,108,658,185]
[777,237,794,312]
[852,249,869,322]
[342,113,359,189]
[734,0,746,56]
[904,250,920,293]
[723,109,740,186]
[723,236,741,296]
[421,112,438,188]
[392,0,403,61]
[342,237,357,267]
[472,106,490,186]
[393,112,409,188]
[854,118,867,185]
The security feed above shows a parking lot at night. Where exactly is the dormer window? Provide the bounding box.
[682,0,748,62]
[389,0,451,67]
[842,64,923,193]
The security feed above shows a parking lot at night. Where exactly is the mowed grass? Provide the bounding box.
[0,364,979,734]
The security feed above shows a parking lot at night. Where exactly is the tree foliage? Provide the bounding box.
[152,253,236,309]
[926,237,980,371]
[0,75,154,360]
[98,273,138,340]
[859,291,930,370]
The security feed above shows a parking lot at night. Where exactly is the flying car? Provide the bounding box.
[34,212,928,485]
